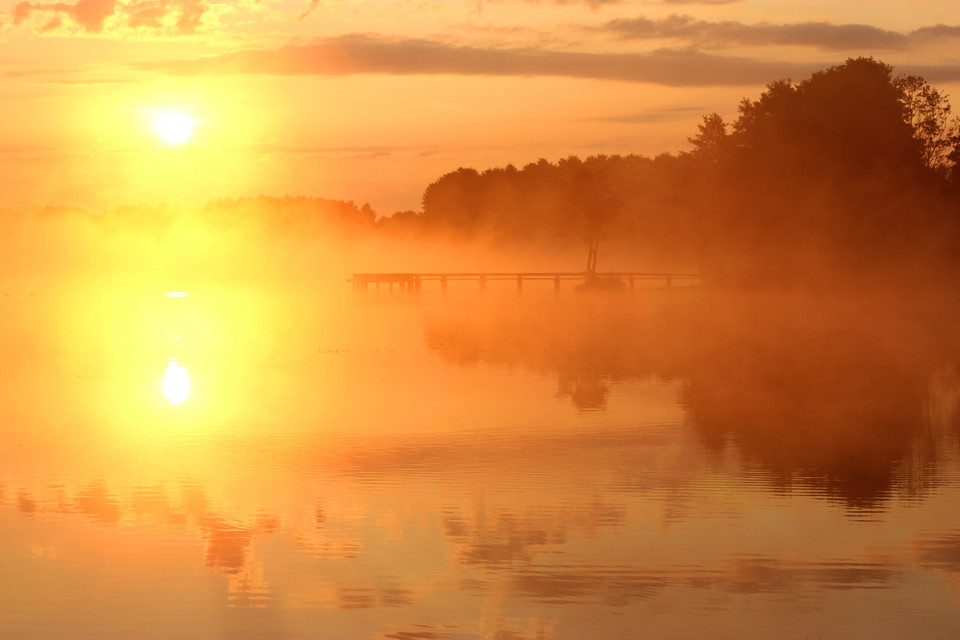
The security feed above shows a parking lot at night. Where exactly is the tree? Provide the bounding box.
[895,74,960,175]
[687,113,729,163]
[699,57,939,287]
[421,167,483,232]
[560,156,624,276]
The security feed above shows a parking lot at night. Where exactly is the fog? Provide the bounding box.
[9,194,958,514]
[2,56,959,508]
[5,60,959,299]
[424,288,960,508]
[0,202,604,300]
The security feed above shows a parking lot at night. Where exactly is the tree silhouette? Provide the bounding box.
[559,156,631,277]
[895,74,960,175]
[410,58,960,286]
[693,57,954,288]
[687,112,728,164]
[421,167,483,233]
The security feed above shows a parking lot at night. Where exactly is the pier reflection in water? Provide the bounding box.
[1,289,959,639]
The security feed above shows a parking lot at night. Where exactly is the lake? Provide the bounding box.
[2,285,959,639]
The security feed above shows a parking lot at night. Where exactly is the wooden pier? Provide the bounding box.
[350,272,700,293]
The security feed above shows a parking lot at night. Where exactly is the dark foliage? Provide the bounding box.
[412,57,960,288]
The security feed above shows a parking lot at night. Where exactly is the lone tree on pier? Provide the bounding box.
[560,156,625,278]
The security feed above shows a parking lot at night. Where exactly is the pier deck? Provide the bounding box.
[350,272,700,293]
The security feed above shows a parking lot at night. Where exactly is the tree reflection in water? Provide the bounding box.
[424,289,960,509]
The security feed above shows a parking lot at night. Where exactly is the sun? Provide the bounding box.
[163,358,191,405]
[153,111,196,146]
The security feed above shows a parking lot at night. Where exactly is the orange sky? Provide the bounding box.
[2,0,960,215]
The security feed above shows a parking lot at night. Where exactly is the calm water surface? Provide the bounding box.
[2,287,959,639]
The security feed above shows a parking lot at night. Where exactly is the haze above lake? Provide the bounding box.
[2,286,958,640]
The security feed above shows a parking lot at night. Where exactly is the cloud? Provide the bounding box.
[479,0,627,7]
[175,0,204,33]
[9,0,212,34]
[3,66,118,84]
[39,15,63,32]
[12,0,118,33]
[138,33,816,87]
[898,63,960,84]
[911,24,960,42]
[479,0,735,4]
[479,0,739,5]
[661,0,741,4]
[127,4,167,29]
[298,0,320,22]
[596,15,960,52]
[592,106,707,124]
[597,15,914,51]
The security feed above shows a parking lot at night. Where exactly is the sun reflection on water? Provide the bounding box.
[163,358,191,405]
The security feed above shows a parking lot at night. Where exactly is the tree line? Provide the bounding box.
[411,57,960,289]
[9,57,958,290]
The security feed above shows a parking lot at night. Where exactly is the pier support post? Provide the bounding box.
[554,275,560,292]
[479,276,486,291]
[441,275,447,293]
[517,275,523,292]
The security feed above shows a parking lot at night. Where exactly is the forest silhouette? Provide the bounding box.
[2,57,959,291]
[415,58,960,288]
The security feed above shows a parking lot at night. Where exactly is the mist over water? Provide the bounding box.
[3,56,960,639]
[427,289,960,504]
[3,228,960,639]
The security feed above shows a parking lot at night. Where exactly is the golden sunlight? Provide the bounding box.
[163,358,191,404]
[153,111,196,146]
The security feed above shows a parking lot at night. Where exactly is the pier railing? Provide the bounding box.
[350,272,700,293]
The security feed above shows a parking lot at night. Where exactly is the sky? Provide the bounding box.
[2,0,960,215]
